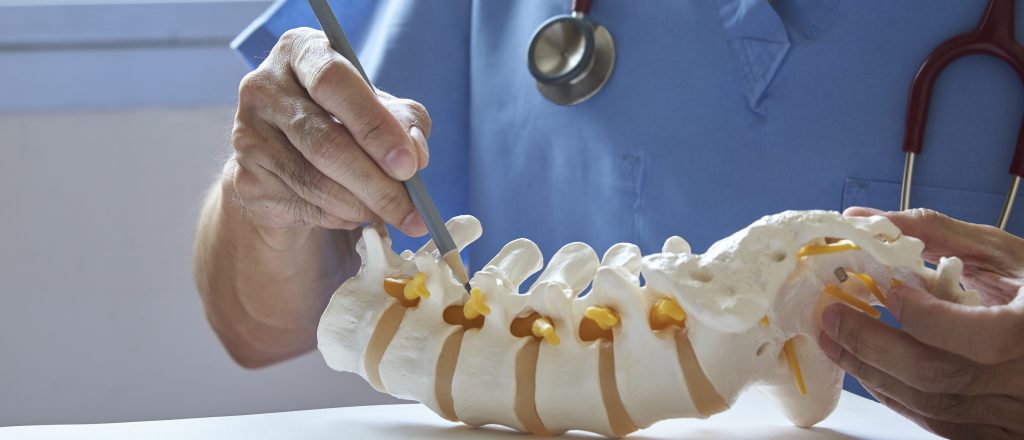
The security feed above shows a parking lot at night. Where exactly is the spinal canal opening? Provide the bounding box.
[579,306,619,342]
[443,306,484,330]
[510,311,561,346]
[383,276,420,307]
[510,312,543,338]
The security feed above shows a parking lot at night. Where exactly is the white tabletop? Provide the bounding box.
[1,391,940,439]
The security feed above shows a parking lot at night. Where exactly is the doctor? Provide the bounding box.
[193,1,1024,437]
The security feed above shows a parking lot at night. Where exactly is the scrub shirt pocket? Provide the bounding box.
[842,178,1023,236]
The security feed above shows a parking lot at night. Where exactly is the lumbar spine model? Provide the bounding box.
[317,211,978,437]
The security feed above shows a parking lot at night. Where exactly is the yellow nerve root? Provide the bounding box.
[784,339,808,396]
[890,278,903,287]
[649,297,687,331]
[851,272,886,303]
[823,285,881,319]
[759,316,770,328]
[532,317,560,346]
[797,240,861,258]
[463,287,491,320]
[404,272,430,301]
[584,306,620,330]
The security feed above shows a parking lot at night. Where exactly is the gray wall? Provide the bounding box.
[0,1,397,427]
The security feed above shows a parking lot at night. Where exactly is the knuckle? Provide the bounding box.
[305,55,347,104]
[347,201,371,223]
[231,164,254,191]
[229,166,255,202]
[370,185,409,220]
[910,208,947,229]
[279,27,317,49]
[317,181,362,220]
[917,358,976,393]
[841,320,872,358]
[231,167,274,211]
[397,98,431,133]
[231,123,259,156]
[286,110,318,138]
[840,351,900,397]
[307,124,349,168]
[931,395,976,423]
[354,118,390,149]
[308,173,340,206]
[238,70,272,103]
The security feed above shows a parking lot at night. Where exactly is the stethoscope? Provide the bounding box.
[527,0,1023,228]
[901,0,1023,229]
[527,0,615,105]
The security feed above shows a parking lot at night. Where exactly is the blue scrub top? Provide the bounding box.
[234,0,1024,397]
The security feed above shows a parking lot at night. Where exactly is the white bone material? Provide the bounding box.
[317,211,979,437]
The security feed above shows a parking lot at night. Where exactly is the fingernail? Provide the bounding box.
[409,126,429,169]
[821,305,841,337]
[402,211,427,237]
[818,332,842,361]
[385,147,416,181]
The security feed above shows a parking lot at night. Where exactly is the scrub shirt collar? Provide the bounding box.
[716,0,841,109]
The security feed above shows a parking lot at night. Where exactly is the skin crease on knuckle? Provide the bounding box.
[353,118,391,152]
[282,122,393,226]
[319,182,372,224]
[237,69,276,117]
[921,393,976,423]
[304,48,357,113]
[230,125,258,159]
[305,123,353,173]
[369,183,409,224]
[275,96,405,226]
[393,98,432,135]
[297,53,406,159]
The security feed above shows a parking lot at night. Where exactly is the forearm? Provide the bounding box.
[193,174,359,368]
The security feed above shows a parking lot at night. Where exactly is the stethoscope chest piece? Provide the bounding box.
[527,0,615,105]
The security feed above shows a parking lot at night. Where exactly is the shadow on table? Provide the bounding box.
[372,420,861,439]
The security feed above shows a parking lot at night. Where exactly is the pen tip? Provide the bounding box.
[464,283,472,293]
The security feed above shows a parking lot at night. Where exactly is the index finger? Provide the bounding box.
[843,207,1023,267]
[820,303,1002,395]
[285,28,420,181]
[888,284,1024,365]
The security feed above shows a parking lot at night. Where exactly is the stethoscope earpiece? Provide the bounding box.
[527,0,615,105]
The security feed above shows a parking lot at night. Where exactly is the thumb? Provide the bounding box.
[843,207,1005,265]
[887,284,1024,365]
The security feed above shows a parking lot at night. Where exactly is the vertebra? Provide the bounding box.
[317,211,978,437]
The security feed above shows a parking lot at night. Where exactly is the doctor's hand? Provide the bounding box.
[228,27,430,237]
[819,207,1024,439]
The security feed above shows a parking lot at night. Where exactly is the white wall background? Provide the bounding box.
[0,1,398,427]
